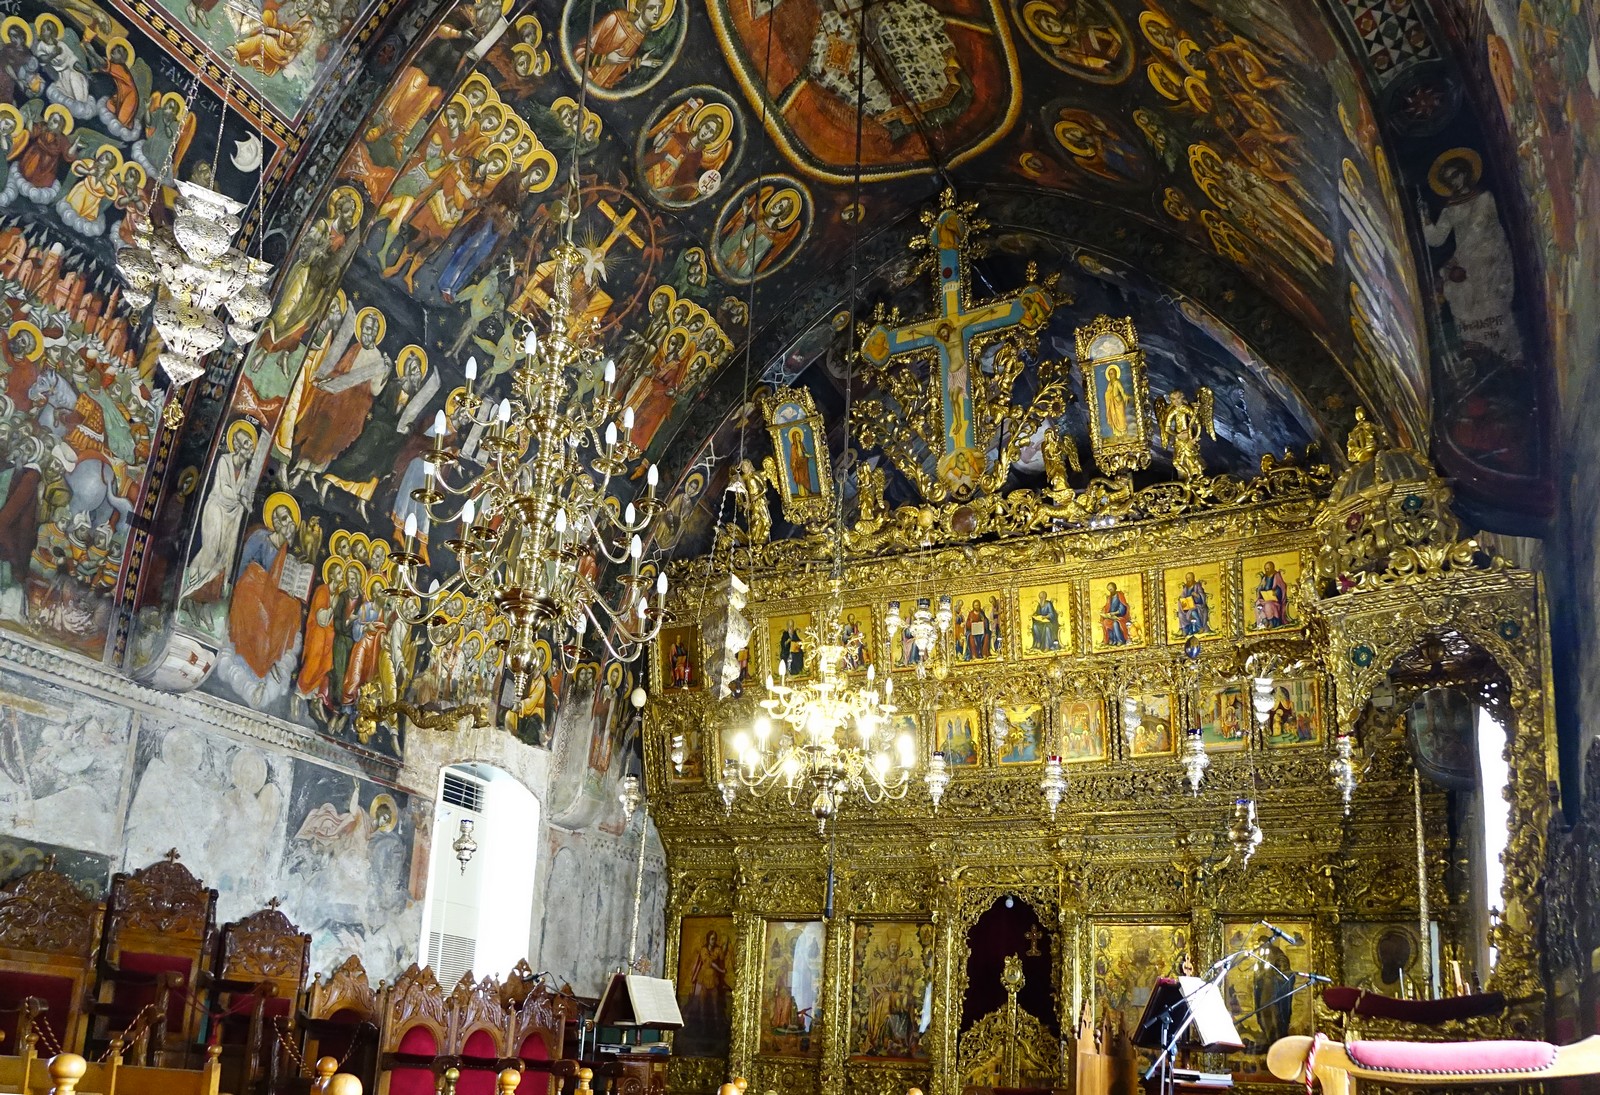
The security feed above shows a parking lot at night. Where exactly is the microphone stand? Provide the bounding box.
[1144,948,1258,1095]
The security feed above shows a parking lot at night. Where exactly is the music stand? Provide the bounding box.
[1135,974,1243,1095]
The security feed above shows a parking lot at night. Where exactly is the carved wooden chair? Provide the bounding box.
[88,852,218,1067]
[300,956,382,1094]
[375,964,448,1095]
[16,1042,225,1095]
[0,864,102,1057]
[208,901,311,1094]
[507,985,569,1095]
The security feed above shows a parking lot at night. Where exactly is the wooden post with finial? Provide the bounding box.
[326,1073,364,1095]
[312,1056,339,1092]
[441,1065,461,1094]
[498,1066,523,1093]
[46,1053,87,1095]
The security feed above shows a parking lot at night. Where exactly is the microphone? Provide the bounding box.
[1258,920,1302,946]
[1299,972,1332,984]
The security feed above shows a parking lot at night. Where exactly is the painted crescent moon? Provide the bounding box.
[230,133,262,173]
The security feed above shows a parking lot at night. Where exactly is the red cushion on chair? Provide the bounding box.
[518,1034,551,1062]
[0,972,73,1045]
[116,951,193,1033]
[388,1068,437,1095]
[395,1026,437,1055]
[461,1029,498,1061]
[1346,1039,1558,1074]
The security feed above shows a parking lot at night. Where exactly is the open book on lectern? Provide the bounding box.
[1133,976,1244,1051]
[596,972,685,1030]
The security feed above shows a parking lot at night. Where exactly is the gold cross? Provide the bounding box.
[1024,924,1043,956]
[859,197,1052,491]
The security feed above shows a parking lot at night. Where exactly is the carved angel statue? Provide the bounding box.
[1040,425,1081,493]
[731,458,773,546]
[1345,406,1382,464]
[854,461,887,534]
[1154,388,1215,482]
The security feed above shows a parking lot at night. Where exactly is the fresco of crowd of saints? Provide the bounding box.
[0,0,270,658]
[849,922,935,1060]
[675,915,734,1057]
[761,920,824,1057]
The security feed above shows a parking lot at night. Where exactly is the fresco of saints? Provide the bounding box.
[716,184,804,282]
[226,494,310,680]
[1252,560,1289,629]
[1030,590,1061,651]
[290,307,392,480]
[1019,0,1128,80]
[15,104,74,204]
[260,188,362,353]
[571,0,676,89]
[1174,572,1211,636]
[182,421,259,603]
[642,98,734,205]
[1100,581,1134,645]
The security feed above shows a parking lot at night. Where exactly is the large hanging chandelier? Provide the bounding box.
[383,240,665,713]
[116,75,272,426]
[719,604,915,833]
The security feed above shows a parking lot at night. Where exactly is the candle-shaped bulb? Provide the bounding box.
[605,421,617,446]
[625,502,637,524]
[656,571,668,596]
[623,406,635,429]
[637,596,649,619]
[554,509,568,534]
[404,513,417,540]
[523,328,539,355]
[497,398,511,424]
[647,463,659,487]
[575,613,588,634]
[432,409,446,437]
[604,359,616,384]
[462,498,477,525]
[630,534,642,560]
[427,578,441,595]
[465,356,478,382]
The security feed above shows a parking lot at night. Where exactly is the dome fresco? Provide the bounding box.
[0,0,1575,777]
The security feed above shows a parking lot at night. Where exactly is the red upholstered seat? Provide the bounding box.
[1323,986,1507,1025]
[1346,1039,1559,1074]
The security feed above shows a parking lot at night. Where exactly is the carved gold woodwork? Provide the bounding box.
[649,410,1559,1095]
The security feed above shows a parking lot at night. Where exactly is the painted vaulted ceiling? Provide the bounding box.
[0,0,1577,773]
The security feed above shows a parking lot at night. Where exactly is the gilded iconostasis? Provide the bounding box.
[0,0,1595,1073]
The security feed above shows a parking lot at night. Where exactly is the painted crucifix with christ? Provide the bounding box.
[852,190,1070,502]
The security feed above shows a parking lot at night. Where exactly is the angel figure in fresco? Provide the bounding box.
[131,92,194,183]
[716,185,802,281]
[1155,387,1215,482]
[95,38,149,143]
[15,104,74,204]
[55,141,123,237]
[571,0,674,89]
[1100,582,1134,646]
[33,15,95,120]
[642,98,734,204]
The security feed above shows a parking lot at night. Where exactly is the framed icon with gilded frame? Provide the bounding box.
[1243,550,1303,633]
[657,623,702,692]
[1058,694,1107,763]
[995,700,1045,765]
[760,386,833,527]
[1264,676,1323,747]
[1163,561,1225,644]
[767,611,815,682]
[1075,314,1152,476]
[1089,572,1147,652]
[946,591,1007,663]
[932,706,983,767]
[1018,581,1073,657]
[1126,692,1175,757]
[1197,682,1249,752]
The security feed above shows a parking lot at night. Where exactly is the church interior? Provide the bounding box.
[0,0,1596,1092]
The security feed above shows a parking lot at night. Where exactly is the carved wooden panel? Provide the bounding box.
[509,985,568,1058]
[308,954,379,1020]
[0,867,100,957]
[220,904,311,985]
[381,963,450,1052]
[107,855,216,940]
[448,972,510,1055]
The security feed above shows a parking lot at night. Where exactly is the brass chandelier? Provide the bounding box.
[383,241,666,713]
[718,599,916,833]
